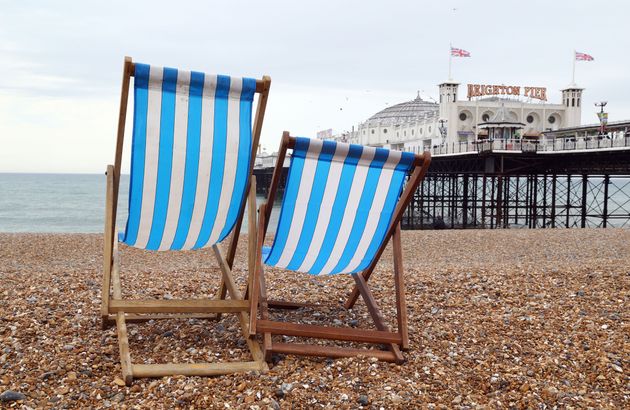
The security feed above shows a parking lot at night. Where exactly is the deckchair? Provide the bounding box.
[249,133,431,363]
[101,57,271,384]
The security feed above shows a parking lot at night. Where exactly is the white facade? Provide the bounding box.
[329,81,584,152]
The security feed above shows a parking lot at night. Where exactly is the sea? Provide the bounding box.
[0,173,280,234]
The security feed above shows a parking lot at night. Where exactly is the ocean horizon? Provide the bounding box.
[0,173,278,234]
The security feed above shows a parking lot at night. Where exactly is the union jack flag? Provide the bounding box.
[451,47,471,57]
[575,51,594,61]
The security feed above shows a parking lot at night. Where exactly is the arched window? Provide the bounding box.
[572,98,575,107]
[577,98,580,107]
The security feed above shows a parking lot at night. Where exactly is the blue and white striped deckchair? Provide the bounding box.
[101,57,271,384]
[121,63,257,251]
[250,133,431,364]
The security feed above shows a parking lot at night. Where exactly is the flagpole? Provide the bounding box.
[572,49,576,85]
[448,43,452,81]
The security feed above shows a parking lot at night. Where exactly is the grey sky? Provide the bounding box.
[1,0,628,173]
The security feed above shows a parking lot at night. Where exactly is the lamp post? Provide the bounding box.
[595,101,608,138]
[438,119,447,146]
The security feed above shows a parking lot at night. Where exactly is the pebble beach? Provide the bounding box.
[0,229,628,409]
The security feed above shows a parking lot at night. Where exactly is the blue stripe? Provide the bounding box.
[307,143,364,274]
[193,75,231,249]
[146,67,177,250]
[170,71,205,249]
[264,137,311,265]
[329,148,389,274]
[354,154,414,271]
[217,77,256,242]
[285,140,337,270]
[122,63,150,246]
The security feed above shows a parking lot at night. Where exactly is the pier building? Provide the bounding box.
[329,80,584,153]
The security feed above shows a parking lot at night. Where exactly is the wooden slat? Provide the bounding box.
[392,223,409,350]
[109,299,248,314]
[256,320,402,345]
[132,361,264,378]
[267,300,317,310]
[110,57,132,258]
[270,342,398,362]
[107,313,219,323]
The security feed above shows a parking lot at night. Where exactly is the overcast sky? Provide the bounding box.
[1,0,628,173]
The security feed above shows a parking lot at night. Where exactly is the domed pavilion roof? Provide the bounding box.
[366,93,438,126]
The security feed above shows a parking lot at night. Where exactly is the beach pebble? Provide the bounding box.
[0,230,628,408]
[0,390,26,402]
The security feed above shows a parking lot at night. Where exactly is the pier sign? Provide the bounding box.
[467,84,547,101]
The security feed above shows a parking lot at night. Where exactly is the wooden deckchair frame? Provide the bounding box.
[249,132,431,364]
[101,56,271,384]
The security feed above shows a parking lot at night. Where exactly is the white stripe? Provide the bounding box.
[297,143,349,272]
[275,139,324,267]
[205,78,243,246]
[182,74,217,249]
[317,148,376,275]
[340,155,401,273]
[159,70,191,250]
[134,67,164,249]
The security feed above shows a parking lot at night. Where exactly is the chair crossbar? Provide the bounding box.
[131,361,264,378]
[270,342,399,362]
[256,320,402,345]
[105,313,220,324]
[109,299,249,314]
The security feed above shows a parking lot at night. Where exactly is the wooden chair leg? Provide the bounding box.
[258,265,273,361]
[101,165,115,329]
[214,189,245,318]
[248,183,260,337]
[392,224,409,350]
[352,273,404,364]
[111,241,133,385]
[212,245,268,371]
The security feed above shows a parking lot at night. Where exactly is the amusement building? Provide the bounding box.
[321,80,587,153]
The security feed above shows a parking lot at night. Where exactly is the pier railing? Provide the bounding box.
[429,135,630,156]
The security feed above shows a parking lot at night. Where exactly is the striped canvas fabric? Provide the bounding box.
[120,63,257,251]
[264,137,415,275]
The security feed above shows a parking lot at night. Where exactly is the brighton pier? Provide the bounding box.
[254,80,630,230]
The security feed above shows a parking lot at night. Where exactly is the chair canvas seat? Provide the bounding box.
[263,137,416,275]
[120,63,256,251]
